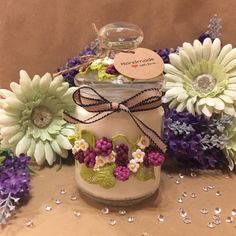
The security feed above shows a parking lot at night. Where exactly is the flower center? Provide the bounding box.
[192,74,216,93]
[31,106,53,128]
[130,163,135,169]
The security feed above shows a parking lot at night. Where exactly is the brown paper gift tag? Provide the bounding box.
[114,48,164,80]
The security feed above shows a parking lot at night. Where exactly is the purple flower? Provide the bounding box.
[57,47,95,86]
[95,137,113,156]
[114,166,130,181]
[144,149,165,167]
[0,154,31,199]
[163,108,229,169]
[115,143,129,166]
[198,32,212,43]
[84,148,96,168]
[106,64,118,75]
[155,48,171,63]
[74,150,85,163]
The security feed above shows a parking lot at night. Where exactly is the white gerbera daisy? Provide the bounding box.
[0,70,76,165]
[162,38,236,117]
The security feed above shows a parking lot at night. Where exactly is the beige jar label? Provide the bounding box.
[114,48,164,80]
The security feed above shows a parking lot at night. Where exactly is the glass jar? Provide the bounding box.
[70,22,165,206]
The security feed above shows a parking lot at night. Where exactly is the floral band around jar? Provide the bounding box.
[70,129,165,189]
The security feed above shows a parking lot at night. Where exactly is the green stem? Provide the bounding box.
[56,157,63,172]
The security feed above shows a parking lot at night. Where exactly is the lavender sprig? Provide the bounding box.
[0,153,31,224]
[0,193,19,224]
[168,121,195,135]
[163,109,229,169]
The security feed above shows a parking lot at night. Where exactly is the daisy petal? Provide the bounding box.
[162,96,174,103]
[164,74,183,82]
[220,48,236,67]
[179,49,192,67]
[165,87,184,98]
[177,93,189,102]
[56,134,72,150]
[193,39,203,61]
[40,72,52,92]
[10,82,27,102]
[216,44,233,64]
[213,97,225,110]
[224,104,235,115]
[27,139,36,157]
[44,142,56,166]
[183,42,197,63]
[225,59,236,72]
[224,90,236,100]
[169,99,178,109]
[202,105,213,117]
[205,97,215,107]
[228,77,236,83]
[0,89,15,98]
[0,125,21,137]
[176,101,187,112]
[219,94,234,104]
[202,38,212,60]
[169,54,185,70]
[8,131,25,145]
[34,140,45,165]
[164,64,183,76]
[210,38,221,60]
[15,135,31,156]
[186,97,197,115]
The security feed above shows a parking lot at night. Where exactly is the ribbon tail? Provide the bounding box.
[63,111,81,124]
[129,113,167,154]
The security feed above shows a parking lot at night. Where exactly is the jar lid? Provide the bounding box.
[98,22,143,50]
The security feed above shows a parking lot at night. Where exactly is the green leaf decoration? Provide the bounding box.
[131,145,139,153]
[111,133,136,146]
[133,164,155,181]
[80,164,96,184]
[92,164,116,189]
[80,129,96,147]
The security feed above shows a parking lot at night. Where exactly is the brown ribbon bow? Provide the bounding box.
[63,86,166,153]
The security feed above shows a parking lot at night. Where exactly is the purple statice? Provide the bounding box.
[114,166,130,181]
[154,48,176,64]
[115,143,129,166]
[95,137,113,157]
[155,48,171,63]
[57,47,96,86]
[0,154,30,199]
[144,149,165,167]
[106,64,118,75]
[0,153,31,224]
[74,150,85,163]
[198,32,212,43]
[84,148,96,168]
[163,108,229,169]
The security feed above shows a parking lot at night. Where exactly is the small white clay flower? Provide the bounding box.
[93,155,107,171]
[132,149,145,163]
[102,57,114,65]
[72,139,89,154]
[107,151,116,163]
[90,58,102,67]
[128,159,140,173]
[137,136,150,149]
